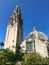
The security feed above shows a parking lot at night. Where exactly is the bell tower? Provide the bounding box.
[4,6,23,52]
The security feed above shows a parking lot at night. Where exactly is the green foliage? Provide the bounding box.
[0,43,24,65]
[23,52,49,65]
[15,43,24,61]
[0,49,15,65]
[0,43,49,65]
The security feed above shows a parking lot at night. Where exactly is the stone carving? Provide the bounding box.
[9,6,21,25]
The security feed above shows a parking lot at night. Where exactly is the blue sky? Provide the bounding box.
[0,0,49,42]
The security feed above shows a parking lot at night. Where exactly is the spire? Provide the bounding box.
[9,5,21,25]
[33,26,37,31]
[14,5,21,14]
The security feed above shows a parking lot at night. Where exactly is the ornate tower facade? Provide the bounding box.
[4,6,23,52]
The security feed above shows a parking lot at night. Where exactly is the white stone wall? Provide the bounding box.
[4,23,18,52]
[20,40,26,53]
[35,38,48,57]
[21,38,48,57]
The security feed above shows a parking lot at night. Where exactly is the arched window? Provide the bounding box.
[26,42,33,52]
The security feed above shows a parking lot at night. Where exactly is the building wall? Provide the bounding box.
[4,23,18,52]
[35,38,48,57]
[21,38,48,57]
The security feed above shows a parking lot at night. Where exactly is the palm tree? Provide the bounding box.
[0,42,4,50]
